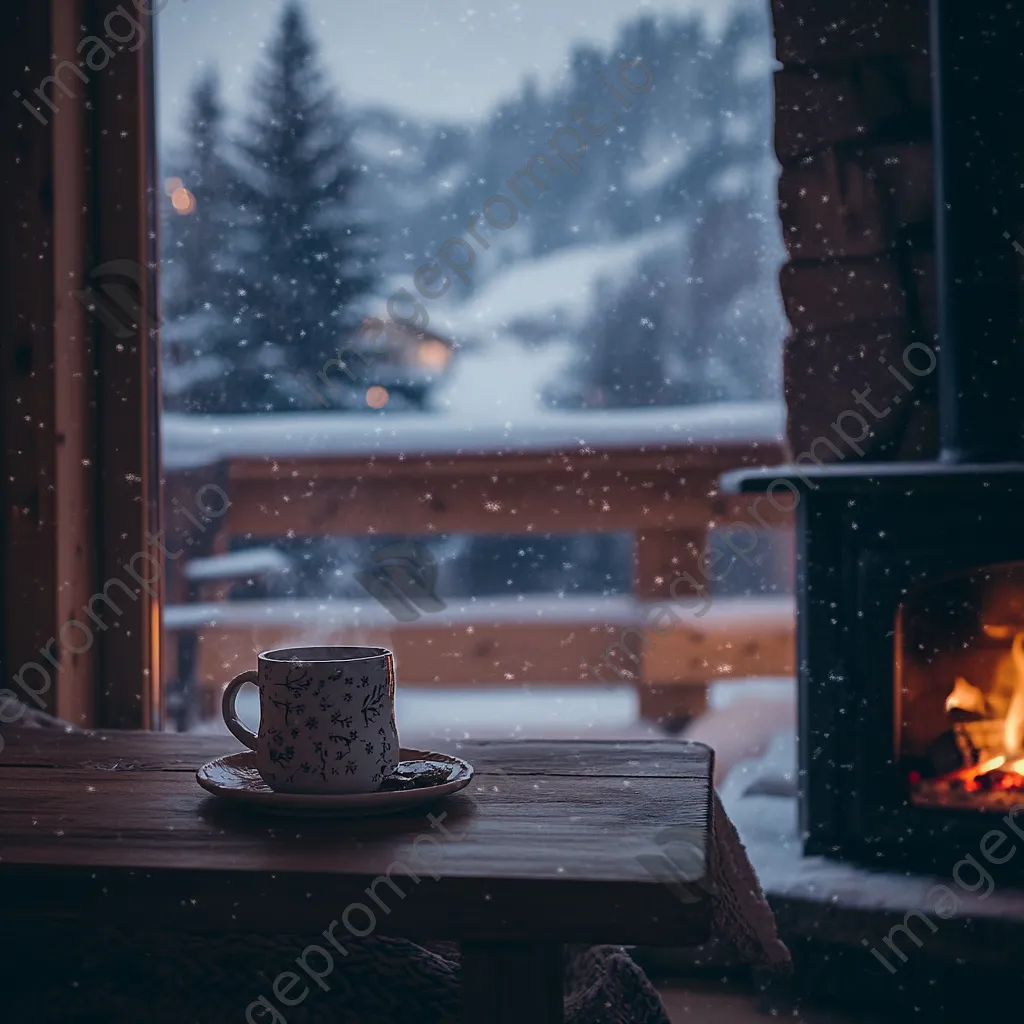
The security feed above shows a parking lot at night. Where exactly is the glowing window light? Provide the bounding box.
[171,187,196,215]
[416,338,451,372]
[365,386,389,409]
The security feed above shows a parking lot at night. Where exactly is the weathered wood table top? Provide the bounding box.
[0,730,713,1023]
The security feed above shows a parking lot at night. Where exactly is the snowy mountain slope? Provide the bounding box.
[434,224,686,341]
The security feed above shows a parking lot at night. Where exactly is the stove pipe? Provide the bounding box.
[930,0,1024,463]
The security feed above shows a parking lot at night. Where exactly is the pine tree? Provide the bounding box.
[232,1,375,412]
[550,7,783,410]
[160,69,242,413]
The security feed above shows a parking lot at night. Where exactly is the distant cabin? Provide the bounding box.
[349,317,455,408]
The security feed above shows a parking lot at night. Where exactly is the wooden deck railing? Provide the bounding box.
[161,405,795,725]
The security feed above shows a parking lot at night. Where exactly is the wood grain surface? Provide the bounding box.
[0,731,713,946]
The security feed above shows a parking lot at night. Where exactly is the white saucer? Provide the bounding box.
[196,748,474,817]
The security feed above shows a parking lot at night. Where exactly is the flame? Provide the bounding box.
[984,623,1014,639]
[975,755,1006,774]
[930,631,1024,797]
[1003,632,1024,755]
[945,676,987,716]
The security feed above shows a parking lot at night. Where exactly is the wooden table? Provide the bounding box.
[0,730,713,1023]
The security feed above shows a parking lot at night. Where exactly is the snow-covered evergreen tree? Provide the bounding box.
[161,69,242,413]
[231,1,375,411]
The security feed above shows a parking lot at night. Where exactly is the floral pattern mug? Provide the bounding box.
[221,646,400,794]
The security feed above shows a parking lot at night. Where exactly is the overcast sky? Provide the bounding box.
[155,0,738,141]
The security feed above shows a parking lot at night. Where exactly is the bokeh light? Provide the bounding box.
[170,187,197,215]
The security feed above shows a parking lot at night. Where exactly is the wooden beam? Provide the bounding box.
[1,2,60,717]
[51,0,97,726]
[222,467,724,538]
[224,441,786,483]
[0,0,98,725]
[91,2,162,729]
[643,597,795,684]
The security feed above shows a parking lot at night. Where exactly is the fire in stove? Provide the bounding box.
[925,629,1024,799]
[896,564,1024,811]
[910,621,1024,809]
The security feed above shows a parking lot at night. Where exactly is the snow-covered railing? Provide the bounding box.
[162,401,785,469]
[161,400,794,726]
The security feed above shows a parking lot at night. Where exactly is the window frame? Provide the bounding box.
[2,1,794,732]
[1,0,162,729]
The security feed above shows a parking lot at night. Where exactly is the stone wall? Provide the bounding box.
[770,0,939,460]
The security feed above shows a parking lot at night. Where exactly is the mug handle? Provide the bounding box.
[222,670,259,750]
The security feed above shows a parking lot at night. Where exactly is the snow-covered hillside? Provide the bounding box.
[345,2,786,416]
[159,0,786,419]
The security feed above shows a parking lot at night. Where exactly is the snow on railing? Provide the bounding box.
[162,400,785,469]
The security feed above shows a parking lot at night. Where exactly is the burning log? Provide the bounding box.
[927,726,980,777]
[945,676,989,719]
[958,717,1006,752]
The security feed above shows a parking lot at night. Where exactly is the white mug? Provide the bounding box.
[222,646,400,794]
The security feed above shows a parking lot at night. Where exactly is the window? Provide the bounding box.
[152,0,793,745]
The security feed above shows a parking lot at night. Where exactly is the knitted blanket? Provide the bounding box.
[2,703,789,1023]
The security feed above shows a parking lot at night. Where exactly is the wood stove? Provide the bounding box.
[725,0,1024,873]
[774,464,1024,872]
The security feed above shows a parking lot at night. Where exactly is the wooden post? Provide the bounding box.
[462,941,563,1024]
[635,527,710,728]
[91,0,162,730]
[637,684,709,731]
[1,0,98,727]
